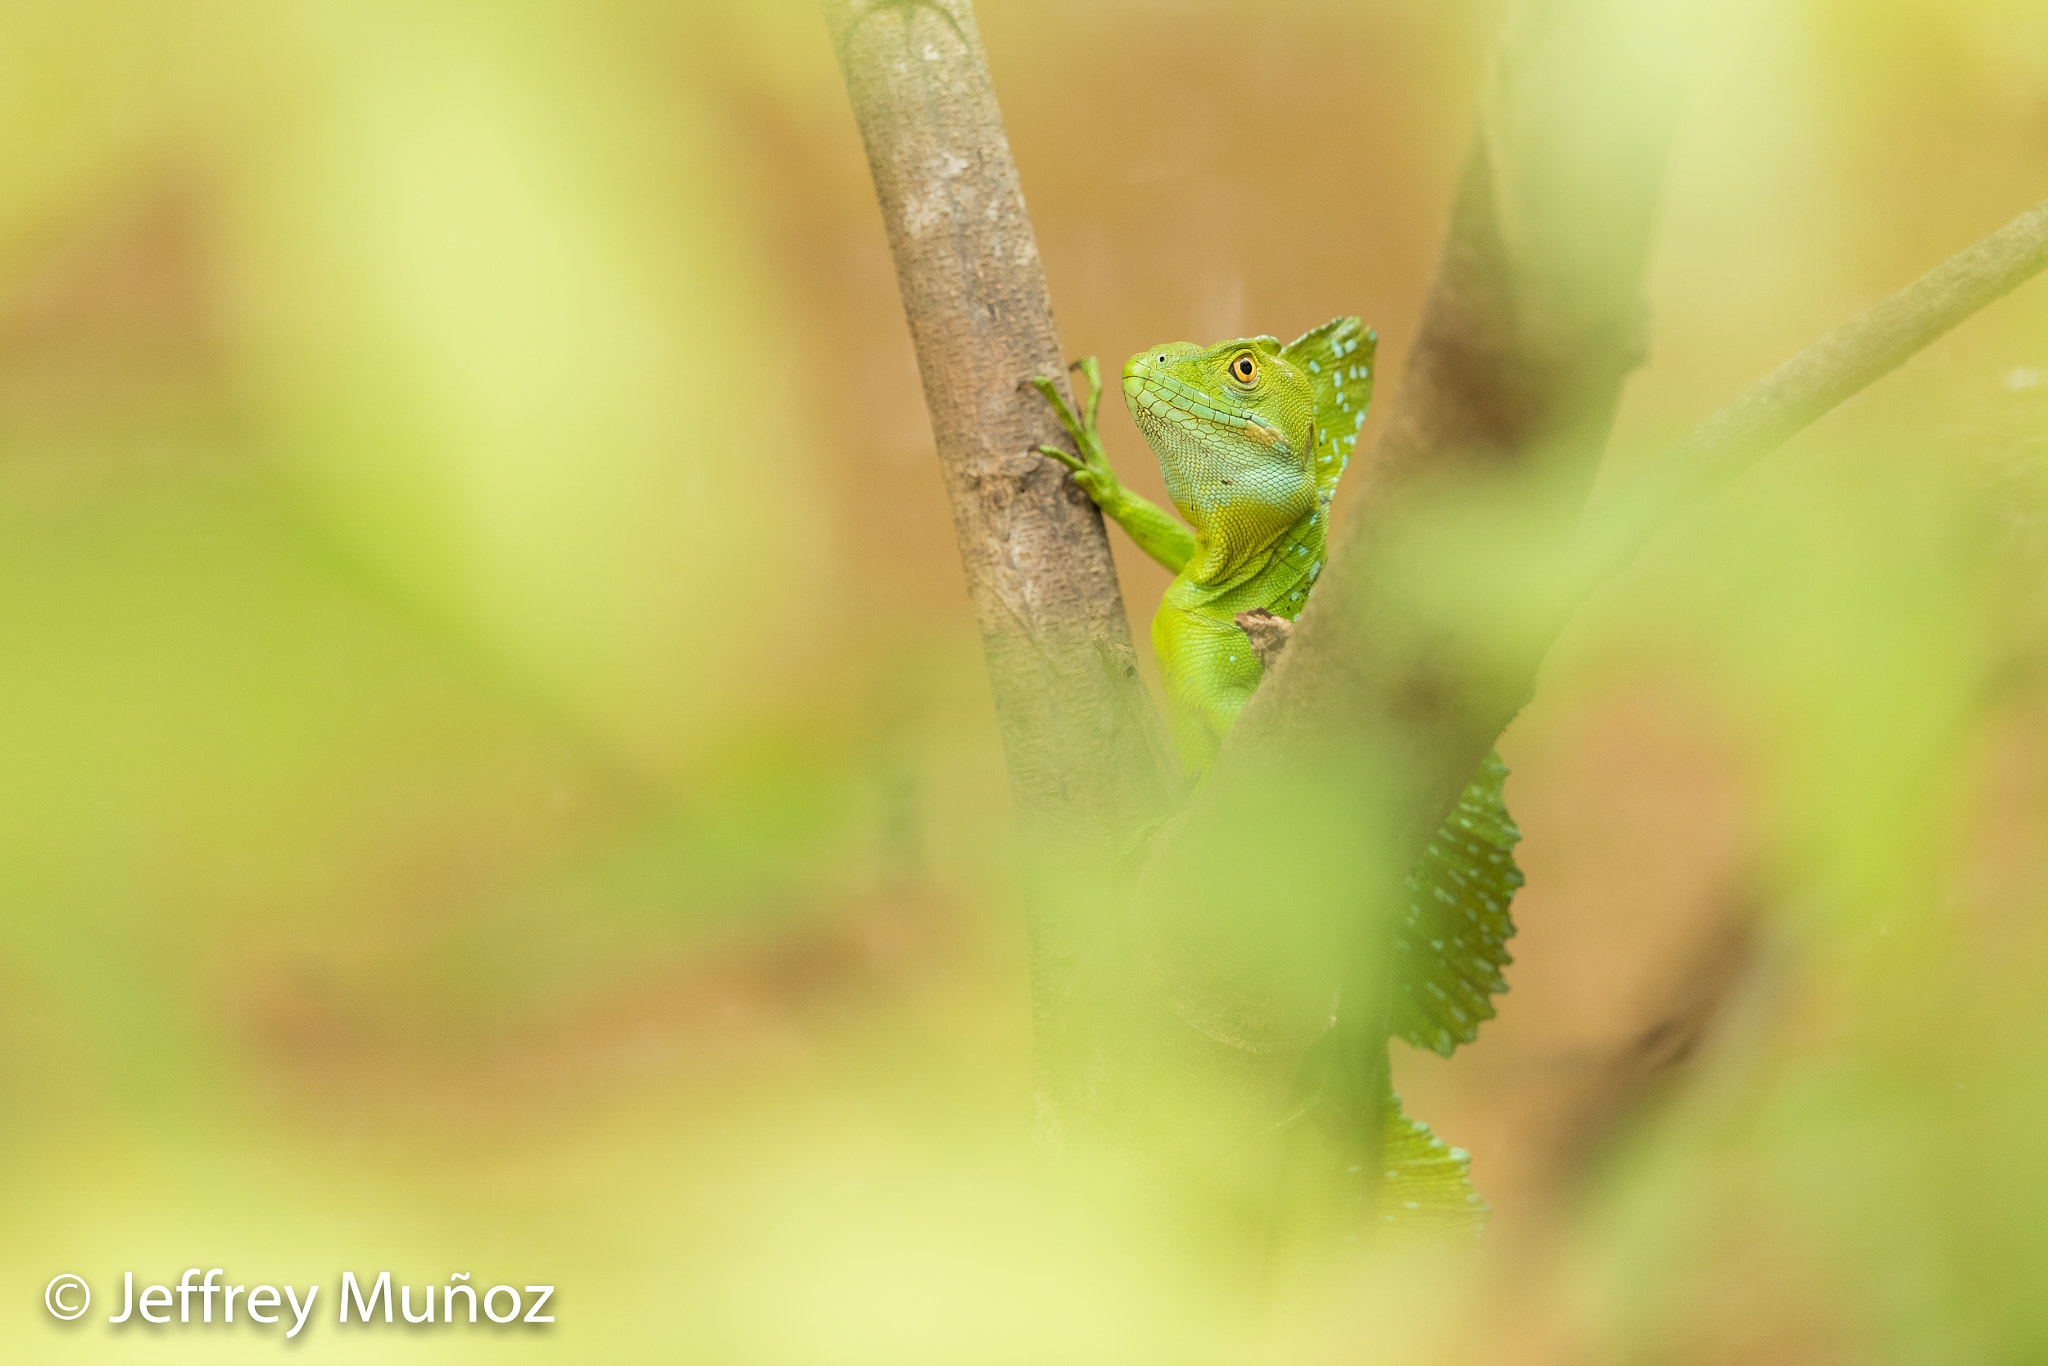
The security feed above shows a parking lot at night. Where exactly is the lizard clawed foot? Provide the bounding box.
[1022,358,1118,500]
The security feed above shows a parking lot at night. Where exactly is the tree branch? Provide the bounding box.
[1578,195,2048,588]
[821,0,1172,1143]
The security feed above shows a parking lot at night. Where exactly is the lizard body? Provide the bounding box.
[1032,319,1523,1233]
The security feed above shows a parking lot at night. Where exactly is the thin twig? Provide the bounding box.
[1578,196,2048,588]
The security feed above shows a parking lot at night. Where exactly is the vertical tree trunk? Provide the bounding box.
[820,0,1171,1145]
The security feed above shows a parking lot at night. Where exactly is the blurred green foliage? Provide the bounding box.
[0,0,2043,1361]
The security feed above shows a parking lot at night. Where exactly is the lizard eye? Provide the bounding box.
[1229,353,1258,385]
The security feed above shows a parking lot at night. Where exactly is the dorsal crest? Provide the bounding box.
[1281,316,1376,504]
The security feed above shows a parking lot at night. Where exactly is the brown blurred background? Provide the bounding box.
[3,0,2045,1361]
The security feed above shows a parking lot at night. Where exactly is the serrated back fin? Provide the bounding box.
[1390,751,1524,1056]
[1379,1089,1488,1238]
[1281,316,1376,504]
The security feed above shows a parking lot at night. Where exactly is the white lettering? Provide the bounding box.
[284,1284,318,1339]
[445,1272,476,1324]
[108,1272,134,1324]
[340,1271,392,1323]
[483,1285,521,1323]
[81,1264,548,1332]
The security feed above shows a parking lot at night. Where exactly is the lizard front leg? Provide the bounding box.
[1026,359,1195,574]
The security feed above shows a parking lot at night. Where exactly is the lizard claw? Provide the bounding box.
[1025,360,1120,503]
[1025,362,1100,452]
[1069,355,1102,433]
[1023,374,1079,433]
[1233,609,1294,670]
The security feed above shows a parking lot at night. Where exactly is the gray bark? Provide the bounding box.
[820,0,1173,1146]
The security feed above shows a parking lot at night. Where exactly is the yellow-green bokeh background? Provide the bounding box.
[2,0,2045,1360]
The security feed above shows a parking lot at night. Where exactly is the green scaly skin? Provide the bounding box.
[1031,319,1525,1235]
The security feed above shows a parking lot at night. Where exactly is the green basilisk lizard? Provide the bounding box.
[1030,319,1522,1234]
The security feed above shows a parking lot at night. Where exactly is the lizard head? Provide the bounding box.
[1122,336,1319,543]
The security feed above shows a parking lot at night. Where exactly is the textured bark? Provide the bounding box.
[821,0,1171,1144]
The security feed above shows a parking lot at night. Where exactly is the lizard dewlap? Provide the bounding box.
[1032,317,1525,1235]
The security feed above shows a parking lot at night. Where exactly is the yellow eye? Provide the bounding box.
[1230,353,1258,385]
